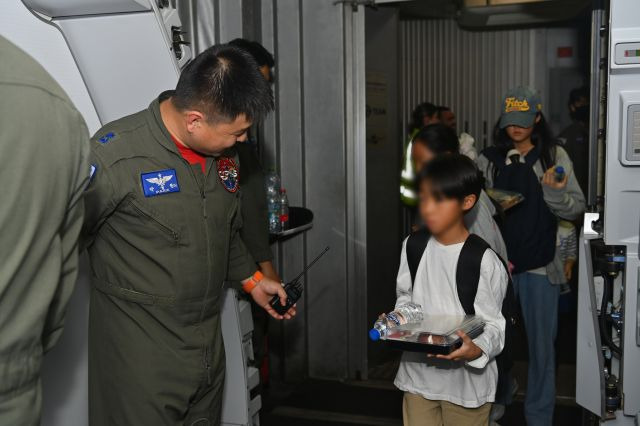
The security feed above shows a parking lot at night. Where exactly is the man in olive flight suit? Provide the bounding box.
[0,36,89,426]
[83,45,295,425]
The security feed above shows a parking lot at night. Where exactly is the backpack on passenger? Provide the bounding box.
[481,145,557,274]
[405,231,517,384]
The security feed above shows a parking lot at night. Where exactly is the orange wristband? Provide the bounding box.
[242,270,264,294]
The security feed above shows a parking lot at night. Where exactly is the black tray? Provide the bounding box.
[381,315,485,355]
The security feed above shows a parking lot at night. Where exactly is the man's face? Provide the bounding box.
[189,114,252,156]
[440,110,456,130]
[419,181,467,235]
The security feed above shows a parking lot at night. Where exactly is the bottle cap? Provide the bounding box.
[555,166,565,174]
[369,328,381,341]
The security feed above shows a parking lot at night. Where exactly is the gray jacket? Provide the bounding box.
[477,145,586,284]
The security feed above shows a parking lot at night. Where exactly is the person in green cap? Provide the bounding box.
[82,44,295,425]
[0,36,89,425]
[477,86,585,426]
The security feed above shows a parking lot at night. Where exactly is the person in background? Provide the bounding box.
[478,86,585,426]
[558,87,589,196]
[557,220,577,295]
[411,124,507,262]
[438,105,478,161]
[229,38,281,373]
[0,36,90,425]
[401,102,440,207]
[230,38,275,83]
[395,154,508,426]
[229,38,279,282]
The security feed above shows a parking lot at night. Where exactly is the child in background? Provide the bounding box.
[394,154,508,426]
[557,220,577,294]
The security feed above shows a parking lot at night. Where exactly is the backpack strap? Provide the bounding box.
[455,234,491,315]
[406,228,430,285]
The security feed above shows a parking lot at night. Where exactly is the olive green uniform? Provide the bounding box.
[0,36,89,426]
[83,92,257,425]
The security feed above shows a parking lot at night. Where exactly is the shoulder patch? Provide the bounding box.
[98,132,116,144]
[141,169,180,197]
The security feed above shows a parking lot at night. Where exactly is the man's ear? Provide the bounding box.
[462,194,477,212]
[185,110,205,133]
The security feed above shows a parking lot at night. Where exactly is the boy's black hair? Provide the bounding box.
[419,153,482,205]
[229,38,275,68]
[173,44,274,123]
[492,112,557,170]
[410,102,438,131]
[413,123,459,155]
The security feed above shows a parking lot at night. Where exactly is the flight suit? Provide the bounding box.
[0,36,89,426]
[83,93,257,425]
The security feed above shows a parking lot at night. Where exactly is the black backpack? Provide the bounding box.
[482,146,557,274]
[405,230,517,378]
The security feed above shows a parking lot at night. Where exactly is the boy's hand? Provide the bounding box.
[435,330,483,362]
[250,278,297,320]
[564,259,576,281]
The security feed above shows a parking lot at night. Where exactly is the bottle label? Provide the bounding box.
[386,312,403,327]
[280,214,289,223]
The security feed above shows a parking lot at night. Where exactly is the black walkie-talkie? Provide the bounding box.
[269,246,330,315]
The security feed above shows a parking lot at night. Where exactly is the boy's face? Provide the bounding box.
[418,180,476,235]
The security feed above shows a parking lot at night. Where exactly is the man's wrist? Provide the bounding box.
[242,270,264,294]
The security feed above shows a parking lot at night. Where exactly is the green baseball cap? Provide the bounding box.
[499,86,542,129]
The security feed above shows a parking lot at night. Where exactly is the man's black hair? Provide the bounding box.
[410,102,438,131]
[436,105,451,119]
[173,44,274,123]
[492,112,557,170]
[414,123,459,155]
[419,153,482,205]
[568,86,589,106]
[229,38,275,68]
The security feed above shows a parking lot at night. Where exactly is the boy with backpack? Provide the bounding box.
[394,154,510,426]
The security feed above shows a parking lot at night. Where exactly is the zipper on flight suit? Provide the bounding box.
[129,199,179,243]
[182,159,214,387]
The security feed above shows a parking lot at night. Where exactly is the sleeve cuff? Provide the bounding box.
[466,338,491,369]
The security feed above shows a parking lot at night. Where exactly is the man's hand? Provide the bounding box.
[249,277,296,320]
[435,330,483,362]
[542,166,568,190]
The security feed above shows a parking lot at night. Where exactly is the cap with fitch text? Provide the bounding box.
[499,86,542,129]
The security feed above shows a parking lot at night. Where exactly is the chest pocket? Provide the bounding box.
[122,195,188,247]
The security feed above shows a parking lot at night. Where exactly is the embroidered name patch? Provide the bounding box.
[217,157,239,193]
[141,169,180,197]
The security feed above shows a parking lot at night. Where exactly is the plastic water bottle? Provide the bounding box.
[267,192,280,233]
[279,189,290,230]
[369,302,424,341]
[265,170,280,197]
[554,166,565,182]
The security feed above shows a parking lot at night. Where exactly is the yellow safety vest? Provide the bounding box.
[400,128,419,207]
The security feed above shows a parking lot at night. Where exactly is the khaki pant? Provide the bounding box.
[403,392,491,426]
